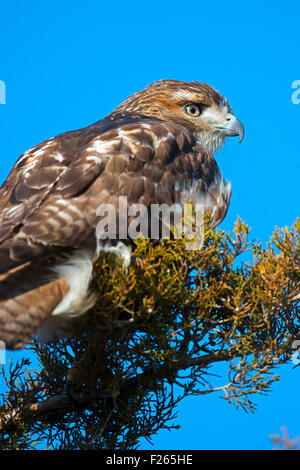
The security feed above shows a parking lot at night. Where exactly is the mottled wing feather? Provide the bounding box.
[0,116,229,274]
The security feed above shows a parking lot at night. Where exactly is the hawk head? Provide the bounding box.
[111,79,244,153]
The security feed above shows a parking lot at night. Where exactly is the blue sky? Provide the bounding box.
[0,0,299,450]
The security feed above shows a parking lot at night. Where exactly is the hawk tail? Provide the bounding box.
[0,262,69,349]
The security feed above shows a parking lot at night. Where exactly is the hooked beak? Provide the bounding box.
[211,113,245,143]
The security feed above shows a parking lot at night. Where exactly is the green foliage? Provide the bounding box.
[0,219,299,449]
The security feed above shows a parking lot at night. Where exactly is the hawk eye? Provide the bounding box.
[184,103,202,117]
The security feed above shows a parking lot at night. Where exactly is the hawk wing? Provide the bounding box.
[0,115,230,274]
[0,115,231,348]
[0,124,105,273]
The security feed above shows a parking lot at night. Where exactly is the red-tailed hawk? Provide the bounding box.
[0,80,244,349]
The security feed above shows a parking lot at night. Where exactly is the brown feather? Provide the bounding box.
[0,260,69,349]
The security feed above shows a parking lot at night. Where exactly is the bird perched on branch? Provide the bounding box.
[0,79,244,349]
